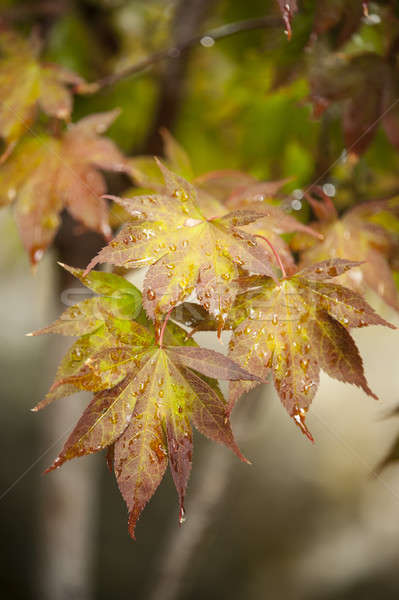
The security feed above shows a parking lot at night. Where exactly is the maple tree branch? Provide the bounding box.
[78,15,281,93]
[254,234,287,278]
[144,0,214,155]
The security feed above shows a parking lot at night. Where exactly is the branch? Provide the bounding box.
[0,1,68,22]
[148,387,265,600]
[144,0,215,154]
[77,15,281,93]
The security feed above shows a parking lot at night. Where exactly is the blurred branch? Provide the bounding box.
[36,215,105,600]
[144,0,214,155]
[0,1,68,22]
[148,388,264,600]
[78,14,281,94]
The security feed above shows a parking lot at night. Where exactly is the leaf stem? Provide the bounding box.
[77,15,281,93]
[254,235,287,279]
[158,307,174,348]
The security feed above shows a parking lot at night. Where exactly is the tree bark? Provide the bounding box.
[144,0,215,155]
[148,387,264,600]
[36,217,105,600]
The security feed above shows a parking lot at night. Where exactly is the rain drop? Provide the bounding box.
[179,506,186,524]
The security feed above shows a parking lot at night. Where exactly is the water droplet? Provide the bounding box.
[292,405,314,442]
[7,187,16,201]
[200,35,215,47]
[291,199,302,210]
[184,217,201,227]
[179,506,186,524]
[272,314,278,326]
[293,188,304,201]
[31,247,44,264]
[147,289,156,301]
[322,183,336,197]
[300,358,309,372]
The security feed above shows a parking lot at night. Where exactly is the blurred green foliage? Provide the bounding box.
[2,0,399,242]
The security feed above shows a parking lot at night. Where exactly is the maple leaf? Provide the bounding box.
[86,160,277,329]
[122,131,232,222]
[309,51,391,155]
[122,132,288,228]
[36,311,260,538]
[125,132,277,218]
[227,259,394,440]
[126,128,194,188]
[224,187,322,275]
[29,263,261,537]
[0,31,83,149]
[298,195,399,310]
[194,169,258,202]
[313,1,365,47]
[28,264,142,410]
[0,110,126,264]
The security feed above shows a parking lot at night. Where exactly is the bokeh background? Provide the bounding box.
[1,1,399,599]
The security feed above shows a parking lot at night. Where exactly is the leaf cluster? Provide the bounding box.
[32,150,396,537]
[0,8,397,540]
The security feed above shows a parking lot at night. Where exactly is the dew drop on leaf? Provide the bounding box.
[179,506,186,524]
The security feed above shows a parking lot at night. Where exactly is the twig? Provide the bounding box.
[78,15,281,93]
